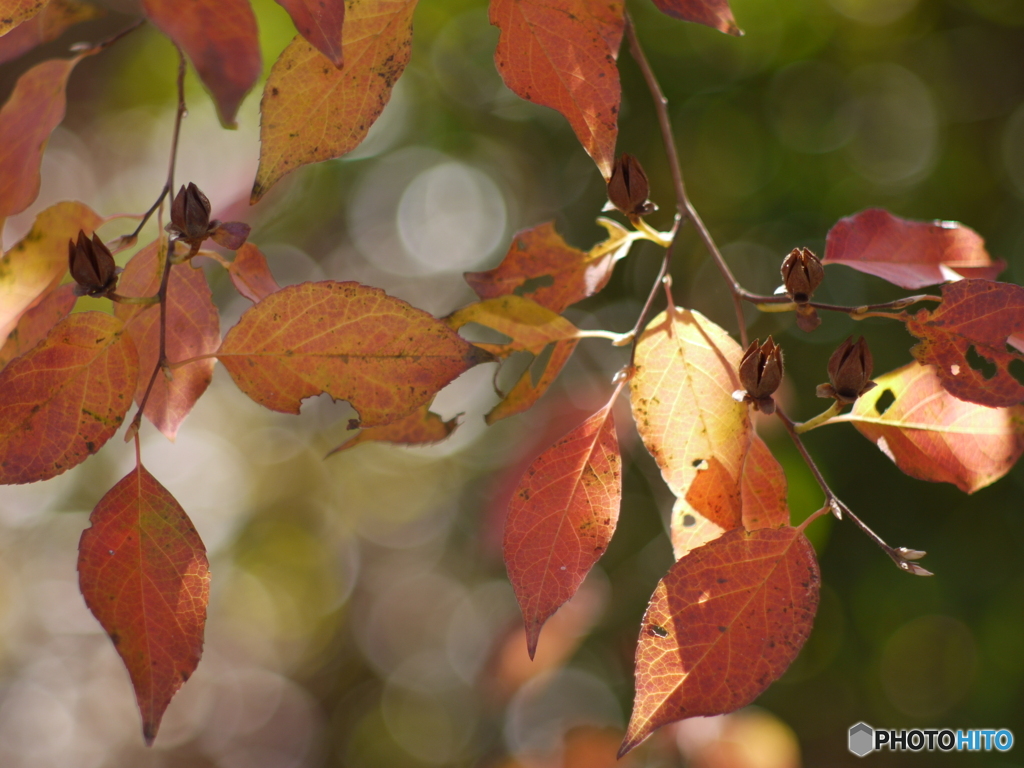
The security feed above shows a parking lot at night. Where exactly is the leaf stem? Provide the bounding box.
[776,406,932,576]
[794,401,844,433]
[750,293,940,319]
[165,353,219,371]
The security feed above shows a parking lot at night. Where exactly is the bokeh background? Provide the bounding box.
[0,0,1022,765]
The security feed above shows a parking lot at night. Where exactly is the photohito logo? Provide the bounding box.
[848,723,1014,756]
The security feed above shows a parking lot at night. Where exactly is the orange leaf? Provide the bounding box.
[0,312,138,484]
[907,279,1024,407]
[114,240,220,440]
[650,0,741,36]
[217,281,485,426]
[620,526,819,756]
[251,0,416,202]
[0,0,46,37]
[631,308,788,557]
[486,337,578,424]
[274,0,344,66]
[326,402,458,455]
[505,398,620,658]
[0,56,83,224]
[838,361,1024,493]
[0,282,76,368]
[0,201,102,343]
[0,0,102,66]
[823,208,1005,289]
[465,221,624,314]
[142,0,260,128]
[78,463,210,745]
[490,0,623,179]
[446,295,580,356]
[228,242,281,302]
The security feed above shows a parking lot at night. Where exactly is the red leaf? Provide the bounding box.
[251,0,416,202]
[620,527,819,756]
[0,0,102,66]
[490,0,623,179]
[114,241,221,440]
[209,221,250,250]
[0,282,76,368]
[228,242,280,302]
[0,312,138,484]
[823,208,1005,290]
[217,281,486,426]
[78,463,210,745]
[0,0,46,37]
[465,221,625,314]
[487,337,578,424]
[907,279,1024,407]
[650,0,741,35]
[274,0,344,66]
[838,361,1024,493]
[0,56,83,223]
[505,398,620,658]
[326,402,458,455]
[142,0,261,128]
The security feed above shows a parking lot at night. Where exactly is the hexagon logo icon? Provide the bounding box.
[849,722,874,757]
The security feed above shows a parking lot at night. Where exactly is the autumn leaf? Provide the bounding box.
[505,396,620,658]
[142,0,261,128]
[218,281,486,426]
[0,0,46,37]
[228,242,281,302]
[631,307,788,557]
[906,279,1024,407]
[78,462,210,745]
[620,526,819,756]
[823,208,1005,289]
[0,312,138,484]
[251,0,416,202]
[835,361,1024,493]
[0,56,84,226]
[446,295,581,356]
[649,0,741,35]
[486,338,578,424]
[490,0,623,179]
[114,240,221,441]
[0,282,76,368]
[275,0,344,66]
[0,0,102,66]
[465,220,628,314]
[326,402,458,455]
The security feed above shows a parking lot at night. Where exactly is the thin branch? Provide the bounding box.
[72,17,146,56]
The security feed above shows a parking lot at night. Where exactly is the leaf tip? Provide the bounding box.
[143,721,158,747]
[525,623,541,661]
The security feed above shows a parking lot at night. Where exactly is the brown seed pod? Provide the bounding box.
[166,182,216,245]
[607,153,655,217]
[68,231,118,297]
[737,337,783,414]
[816,336,876,404]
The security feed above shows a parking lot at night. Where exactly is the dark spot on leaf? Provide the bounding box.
[874,388,895,415]
[719,626,727,632]
[682,514,696,527]
[965,345,997,379]
[647,624,668,637]
[1008,357,1024,387]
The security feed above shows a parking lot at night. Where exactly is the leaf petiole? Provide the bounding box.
[794,401,844,433]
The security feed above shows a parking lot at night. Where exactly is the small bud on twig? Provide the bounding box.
[816,336,876,404]
[780,247,824,332]
[607,154,655,217]
[69,231,119,297]
[735,337,783,414]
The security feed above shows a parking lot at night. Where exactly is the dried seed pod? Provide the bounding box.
[68,231,118,297]
[166,182,215,245]
[781,247,824,303]
[816,336,876,403]
[737,337,783,414]
[607,153,655,217]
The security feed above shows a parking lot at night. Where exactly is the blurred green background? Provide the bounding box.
[0,0,1022,765]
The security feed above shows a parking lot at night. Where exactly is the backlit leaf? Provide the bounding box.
[620,526,819,756]
[0,201,102,344]
[465,220,626,314]
[142,0,261,128]
[837,361,1024,493]
[114,240,220,440]
[252,0,416,202]
[78,463,210,745]
[906,279,1024,407]
[0,282,76,368]
[505,398,620,658]
[274,0,344,66]
[218,281,485,426]
[228,242,281,302]
[650,0,740,35]
[0,0,45,37]
[0,312,138,484]
[490,0,623,179]
[823,208,1004,289]
[0,0,102,65]
[486,338,578,424]
[326,402,458,455]
[446,295,580,356]
[631,307,788,557]
[0,56,83,225]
